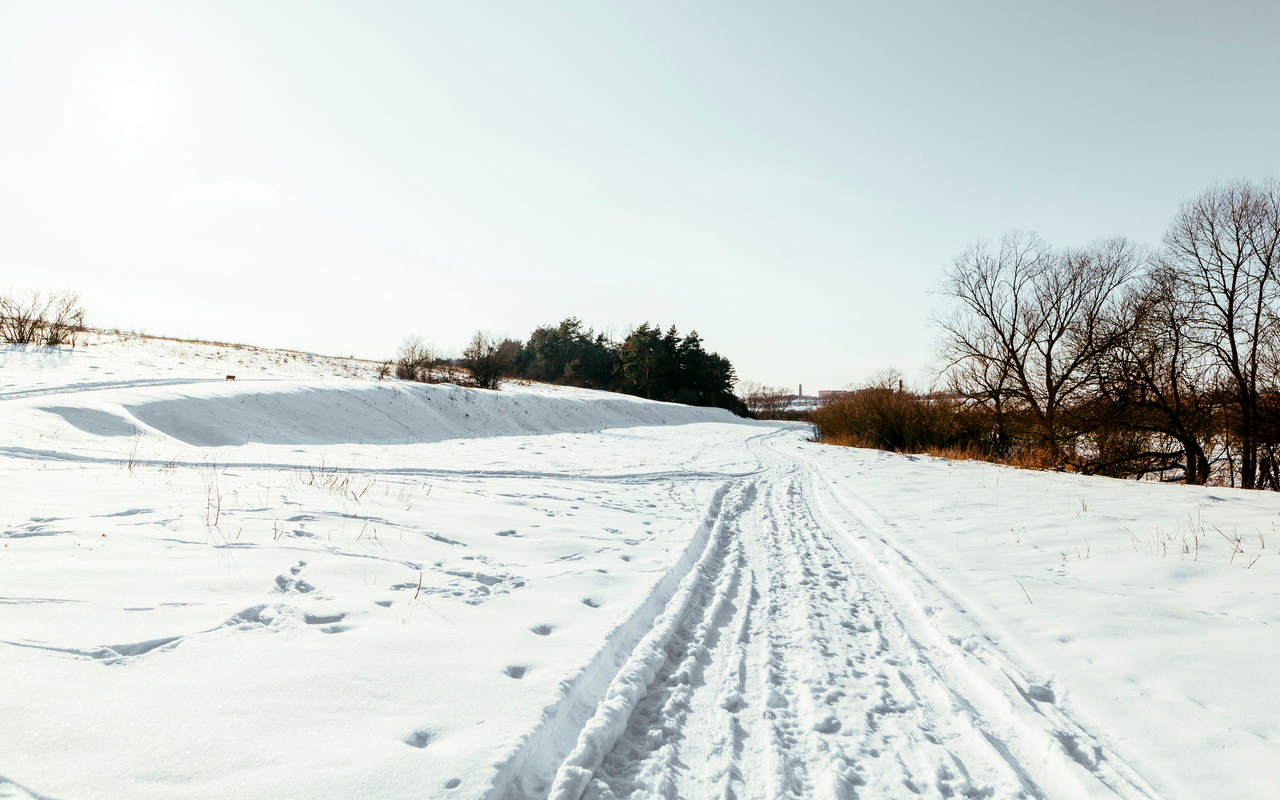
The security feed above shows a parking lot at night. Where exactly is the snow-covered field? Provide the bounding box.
[3,335,1279,799]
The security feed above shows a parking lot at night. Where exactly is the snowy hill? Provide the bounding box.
[3,335,1280,800]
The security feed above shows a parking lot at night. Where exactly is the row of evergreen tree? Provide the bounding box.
[514,318,747,415]
[396,318,748,416]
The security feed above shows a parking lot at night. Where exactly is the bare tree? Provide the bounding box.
[739,381,795,418]
[1161,181,1280,488]
[1088,267,1215,483]
[941,233,1140,459]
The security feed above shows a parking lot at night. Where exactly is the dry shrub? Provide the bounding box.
[811,383,1063,470]
[0,290,85,345]
[460,333,519,390]
[810,385,982,452]
[395,337,454,383]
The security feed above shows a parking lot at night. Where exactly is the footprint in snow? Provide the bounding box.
[503,665,528,679]
[580,598,601,608]
[303,612,345,625]
[529,624,554,636]
[274,575,315,593]
[403,729,434,749]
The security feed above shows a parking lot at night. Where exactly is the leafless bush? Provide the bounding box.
[395,337,449,382]
[461,332,519,390]
[810,374,988,454]
[739,381,795,418]
[0,290,85,345]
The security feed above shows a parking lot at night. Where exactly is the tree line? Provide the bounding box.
[813,180,1280,490]
[395,318,748,415]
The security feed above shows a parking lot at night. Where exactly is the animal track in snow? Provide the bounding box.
[392,566,526,606]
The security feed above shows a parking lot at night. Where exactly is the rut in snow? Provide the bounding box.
[535,434,1164,800]
[561,453,1039,800]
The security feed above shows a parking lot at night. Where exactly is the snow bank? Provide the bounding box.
[3,338,741,451]
[123,381,738,447]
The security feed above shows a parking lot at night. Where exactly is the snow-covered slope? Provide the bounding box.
[1,333,737,453]
[0,338,759,799]
[4,336,1280,800]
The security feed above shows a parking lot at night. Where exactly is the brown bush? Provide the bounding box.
[810,384,981,452]
[0,290,85,345]
[461,333,519,390]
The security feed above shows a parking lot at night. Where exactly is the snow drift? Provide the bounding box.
[122,382,740,447]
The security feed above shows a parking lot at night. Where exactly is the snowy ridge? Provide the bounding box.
[121,381,740,447]
[1,340,743,454]
[6,380,738,451]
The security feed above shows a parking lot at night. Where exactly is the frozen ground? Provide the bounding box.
[2,336,1278,799]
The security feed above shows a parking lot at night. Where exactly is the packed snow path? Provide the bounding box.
[532,434,1159,800]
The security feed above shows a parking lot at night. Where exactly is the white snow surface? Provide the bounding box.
[2,335,1279,800]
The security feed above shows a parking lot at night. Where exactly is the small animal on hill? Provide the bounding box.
[225,375,236,381]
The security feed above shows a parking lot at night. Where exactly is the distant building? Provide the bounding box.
[818,390,853,404]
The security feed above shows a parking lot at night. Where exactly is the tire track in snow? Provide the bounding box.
[0,446,760,485]
[0,377,243,401]
[799,454,1163,800]
[582,536,747,798]
[554,438,1038,800]
[540,481,759,800]
[754,458,1027,798]
[491,480,751,799]
[523,428,1162,800]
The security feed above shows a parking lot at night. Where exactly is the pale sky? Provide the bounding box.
[2,1,1278,392]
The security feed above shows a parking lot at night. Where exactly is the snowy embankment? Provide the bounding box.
[4,335,1280,800]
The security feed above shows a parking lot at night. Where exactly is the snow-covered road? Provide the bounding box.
[4,337,1280,799]
[543,434,1158,800]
